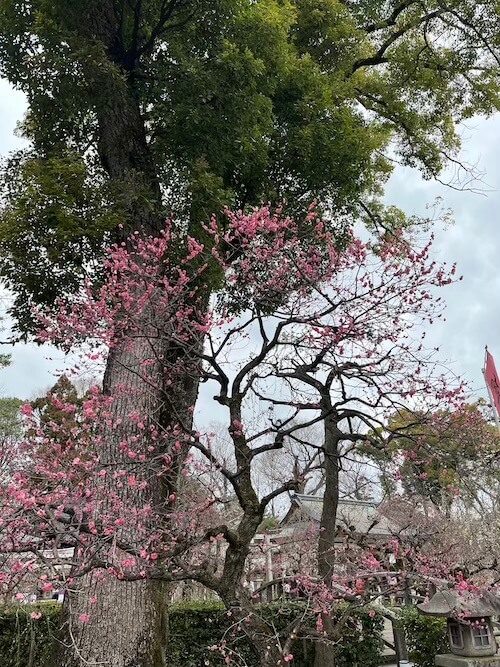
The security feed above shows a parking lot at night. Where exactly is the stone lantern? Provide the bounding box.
[418,589,500,667]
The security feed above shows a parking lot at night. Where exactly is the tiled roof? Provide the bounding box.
[285,493,393,537]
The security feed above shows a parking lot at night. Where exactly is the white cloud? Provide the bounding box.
[0,80,26,154]
[386,115,500,399]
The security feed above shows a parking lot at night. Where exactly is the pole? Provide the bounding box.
[265,533,273,583]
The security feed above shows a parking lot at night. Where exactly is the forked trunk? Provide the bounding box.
[216,493,283,667]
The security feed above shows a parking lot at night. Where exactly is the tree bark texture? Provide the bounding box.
[53,579,168,667]
[317,413,340,585]
[51,8,201,665]
[51,334,178,667]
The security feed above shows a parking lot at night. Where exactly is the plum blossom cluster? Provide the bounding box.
[0,204,478,663]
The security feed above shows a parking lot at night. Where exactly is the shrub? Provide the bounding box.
[166,600,313,667]
[331,606,384,667]
[166,600,253,667]
[0,600,384,666]
[166,601,384,667]
[0,602,60,667]
[398,606,449,667]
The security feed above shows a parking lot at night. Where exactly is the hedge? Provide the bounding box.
[0,602,60,667]
[398,606,449,667]
[167,600,384,667]
[0,600,385,667]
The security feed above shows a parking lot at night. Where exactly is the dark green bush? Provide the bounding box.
[0,600,384,667]
[398,606,449,667]
[0,602,60,667]
[166,600,254,667]
[330,605,384,667]
[166,601,384,667]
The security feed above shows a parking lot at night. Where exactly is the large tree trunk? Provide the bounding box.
[51,333,187,667]
[51,9,202,664]
[51,246,203,667]
[54,579,168,667]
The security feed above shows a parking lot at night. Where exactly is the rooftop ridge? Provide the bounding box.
[293,493,379,508]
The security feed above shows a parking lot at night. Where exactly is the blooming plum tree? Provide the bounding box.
[0,205,475,666]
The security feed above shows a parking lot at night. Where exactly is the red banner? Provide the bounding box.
[485,351,500,418]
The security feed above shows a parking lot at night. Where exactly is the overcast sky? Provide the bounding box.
[0,79,499,404]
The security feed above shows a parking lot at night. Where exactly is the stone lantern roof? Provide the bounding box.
[418,588,500,619]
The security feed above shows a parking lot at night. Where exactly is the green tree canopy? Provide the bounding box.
[368,404,500,512]
[0,396,23,484]
[0,1,499,333]
[0,396,22,438]
[30,375,85,443]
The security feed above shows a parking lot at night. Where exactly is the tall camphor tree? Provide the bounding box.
[0,1,500,665]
